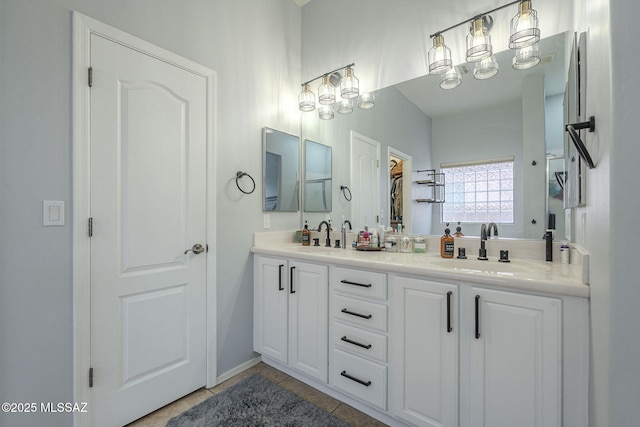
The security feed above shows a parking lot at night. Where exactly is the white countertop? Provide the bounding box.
[251,242,590,298]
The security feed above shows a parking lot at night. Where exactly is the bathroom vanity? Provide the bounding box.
[252,232,589,427]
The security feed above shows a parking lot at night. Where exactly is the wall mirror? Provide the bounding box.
[263,127,299,212]
[301,31,571,239]
[304,139,332,212]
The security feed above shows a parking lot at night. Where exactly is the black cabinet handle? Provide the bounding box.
[290,266,296,294]
[447,291,453,333]
[475,295,480,339]
[340,279,372,288]
[341,336,372,349]
[341,308,372,319]
[278,264,284,291]
[340,370,371,387]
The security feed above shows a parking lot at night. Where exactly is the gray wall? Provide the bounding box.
[0,1,301,426]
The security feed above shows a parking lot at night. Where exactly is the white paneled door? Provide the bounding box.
[89,33,209,427]
[350,131,380,230]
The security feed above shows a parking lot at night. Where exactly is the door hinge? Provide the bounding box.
[89,367,94,388]
[377,160,380,168]
[88,217,93,237]
[206,244,209,253]
[88,67,93,87]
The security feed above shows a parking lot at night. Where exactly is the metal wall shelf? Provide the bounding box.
[414,169,445,203]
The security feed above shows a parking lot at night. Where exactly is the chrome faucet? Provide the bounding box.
[318,221,331,247]
[341,220,352,250]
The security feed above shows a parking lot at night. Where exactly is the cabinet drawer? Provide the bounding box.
[332,267,387,300]
[330,348,387,410]
[333,294,387,332]
[332,321,387,363]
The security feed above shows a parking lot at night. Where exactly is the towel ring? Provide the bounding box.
[340,185,352,201]
[236,171,256,194]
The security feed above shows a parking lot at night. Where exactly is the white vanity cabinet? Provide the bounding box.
[329,266,389,410]
[389,275,562,427]
[468,287,561,427]
[253,255,328,382]
[389,275,459,427]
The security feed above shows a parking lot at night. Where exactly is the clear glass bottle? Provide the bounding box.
[413,236,426,253]
[400,235,413,253]
[385,235,398,252]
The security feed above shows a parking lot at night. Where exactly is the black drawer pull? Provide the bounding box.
[475,295,480,339]
[278,264,284,291]
[341,336,372,349]
[341,308,372,319]
[340,370,371,387]
[446,291,453,333]
[290,266,296,294]
[340,279,372,288]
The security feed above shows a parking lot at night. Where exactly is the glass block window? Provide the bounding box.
[441,158,514,224]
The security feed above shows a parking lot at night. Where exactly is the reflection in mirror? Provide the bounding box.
[304,140,332,212]
[263,128,299,212]
[301,31,571,239]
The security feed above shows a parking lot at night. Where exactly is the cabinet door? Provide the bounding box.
[390,276,458,427]
[288,261,329,382]
[254,256,289,364]
[469,288,561,427]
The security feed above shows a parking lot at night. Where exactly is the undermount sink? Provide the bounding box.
[426,257,551,275]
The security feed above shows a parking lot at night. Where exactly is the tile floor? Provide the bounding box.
[126,362,389,427]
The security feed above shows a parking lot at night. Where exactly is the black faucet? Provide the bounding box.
[478,223,489,260]
[487,222,499,238]
[544,230,553,262]
[343,220,352,230]
[318,221,331,247]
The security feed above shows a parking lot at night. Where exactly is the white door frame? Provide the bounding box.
[72,12,217,427]
[387,147,412,232]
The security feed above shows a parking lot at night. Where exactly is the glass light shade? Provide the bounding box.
[358,92,375,109]
[509,0,540,49]
[298,84,315,112]
[473,55,499,80]
[318,104,334,120]
[428,35,453,74]
[336,98,353,114]
[466,18,492,62]
[318,75,336,105]
[340,67,359,99]
[512,43,541,70]
[439,68,462,90]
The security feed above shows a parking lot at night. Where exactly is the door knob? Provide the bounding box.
[184,243,205,255]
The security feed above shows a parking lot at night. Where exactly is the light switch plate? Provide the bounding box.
[263,214,270,229]
[43,200,65,226]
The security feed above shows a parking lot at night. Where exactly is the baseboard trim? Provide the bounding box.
[215,356,262,385]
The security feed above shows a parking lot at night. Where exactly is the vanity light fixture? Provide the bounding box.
[428,0,542,88]
[298,83,316,112]
[318,75,336,105]
[473,55,499,79]
[509,0,540,49]
[512,43,541,69]
[428,34,453,74]
[440,68,463,89]
[336,98,354,114]
[466,16,493,63]
[299,63,373,118]
[318,104,334,120]
[358,92,376,109]
[340,66,359,99]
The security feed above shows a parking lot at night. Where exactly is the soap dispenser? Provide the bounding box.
[301,221,310,246]
[454,223,464,237]
[440,227,454,258]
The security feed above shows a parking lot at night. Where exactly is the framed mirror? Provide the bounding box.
[263,127,299,212]
[304,139,332,212]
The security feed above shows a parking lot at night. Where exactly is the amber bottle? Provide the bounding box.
[440,228,454,258]
[302,221,311,246]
